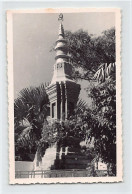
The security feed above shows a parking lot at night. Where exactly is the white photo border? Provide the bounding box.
[7,7,122,184]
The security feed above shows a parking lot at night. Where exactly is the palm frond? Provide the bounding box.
[74,99,87,114]
[14,83,49,127]
[94,63,116,83]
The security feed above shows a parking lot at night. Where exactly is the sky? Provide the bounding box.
[13,12,115,102]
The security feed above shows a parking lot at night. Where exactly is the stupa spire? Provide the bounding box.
[55,13,68,63]
[58,22,65,37]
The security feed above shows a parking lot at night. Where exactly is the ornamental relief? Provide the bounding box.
[56,63,63,69]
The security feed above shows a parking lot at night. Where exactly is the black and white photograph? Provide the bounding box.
[7,8,122,184]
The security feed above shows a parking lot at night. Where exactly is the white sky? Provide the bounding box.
[13,12,115,102]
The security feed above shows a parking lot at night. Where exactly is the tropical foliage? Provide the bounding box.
[94,62,116,83]
[14,84,49,160]
[63,27,116,174]
[64,27,115,80]
[38,98,88,151]
[87,78,116,174]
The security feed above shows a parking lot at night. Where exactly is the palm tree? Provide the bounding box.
[14,83,49,155]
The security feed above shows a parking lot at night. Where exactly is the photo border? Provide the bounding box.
[7,7,122,184]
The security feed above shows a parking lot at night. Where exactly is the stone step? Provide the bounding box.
[64,158,90,165]
[64,164,88,169]
[65,154,88,160]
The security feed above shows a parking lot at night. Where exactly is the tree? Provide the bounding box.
[88,78,116,174]
[14,84,49,160]
[61,28,116,174]
[63,28,115,81]
[40,99,87,146]
[36,98,88,159]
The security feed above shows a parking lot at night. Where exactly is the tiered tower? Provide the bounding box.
[46,14,80,121]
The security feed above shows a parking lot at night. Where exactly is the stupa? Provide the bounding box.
[34,14,91,172]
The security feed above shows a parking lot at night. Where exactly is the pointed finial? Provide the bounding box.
[58,13,63,22]
[58,13,64,37]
